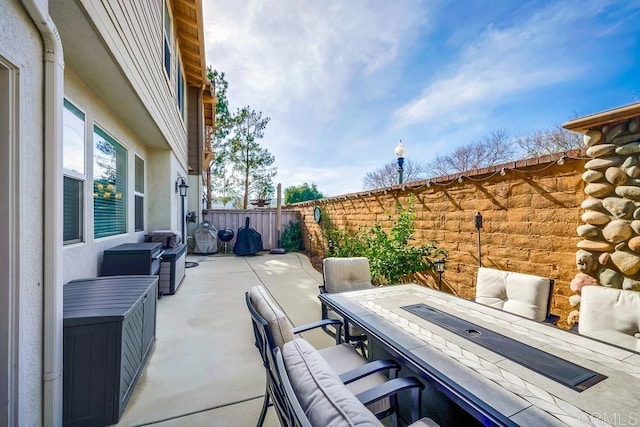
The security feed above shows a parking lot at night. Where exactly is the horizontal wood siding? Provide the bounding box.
[202,209,301,251]
[82,0,187,164]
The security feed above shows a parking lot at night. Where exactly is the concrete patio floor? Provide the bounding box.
[115,251,335,426]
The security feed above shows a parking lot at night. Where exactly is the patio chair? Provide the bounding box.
[320,257,373,354]
[578,286,640,352]
[246,286,404,426]
[275,338,438,427]
[475,267,556,323]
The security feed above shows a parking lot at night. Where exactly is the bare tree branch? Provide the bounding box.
[362,159,429,189]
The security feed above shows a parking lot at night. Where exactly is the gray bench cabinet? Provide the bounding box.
[63,276,158,427]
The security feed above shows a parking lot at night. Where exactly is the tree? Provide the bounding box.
[206,68,235,208]
[362,160,428,189]
[284,183,324,204]
[228,107,276,209]
[425,129,517,177]
[514,125,582,157]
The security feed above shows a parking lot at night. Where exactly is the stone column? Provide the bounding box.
[564,105,640,324]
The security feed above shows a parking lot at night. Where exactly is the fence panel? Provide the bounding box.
[200,209,300,252]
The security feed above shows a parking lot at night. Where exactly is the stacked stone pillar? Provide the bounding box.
[569,114,640,321]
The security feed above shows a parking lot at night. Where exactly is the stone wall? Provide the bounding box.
[568,115,640,323]
[295,152,586,327]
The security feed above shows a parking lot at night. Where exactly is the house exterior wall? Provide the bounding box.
[54,0,198,282]
[62,68,157,284]
[0,1,45,424]
[297,154,586,327]
[78,0,189,165]
[1,0,206,423]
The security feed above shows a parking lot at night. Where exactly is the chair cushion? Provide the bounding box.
[475,267,550,322]
[326,309,367,337]
[318,344,389,415]
[283,338,382,427]
[249,286,294,349]
[324,257,374,293]
[579,286,640,352]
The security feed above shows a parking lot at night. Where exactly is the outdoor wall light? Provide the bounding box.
[458,176,463,183]
[557,156,566,166]
[395,140,406,185]
[500,168,507,176]
[175,176,189,196]
[435,258,446,290]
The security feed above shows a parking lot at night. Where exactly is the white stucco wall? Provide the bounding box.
[62,68,187,284]
[63,68,150,283]
[0,1,45,424]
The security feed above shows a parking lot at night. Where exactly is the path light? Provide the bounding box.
[435,258,446,290]
[475,212,483,267]
[395,140,405,185]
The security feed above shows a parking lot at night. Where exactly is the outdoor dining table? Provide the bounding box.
[319,284,640,427]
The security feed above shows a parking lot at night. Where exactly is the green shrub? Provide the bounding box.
[280,221,303,252]
[323,196,446,285]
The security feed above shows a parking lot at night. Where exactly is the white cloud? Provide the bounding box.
[392,1,609,129]
[201,0,636,197]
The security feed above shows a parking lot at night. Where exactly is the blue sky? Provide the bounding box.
[203,1,640,197]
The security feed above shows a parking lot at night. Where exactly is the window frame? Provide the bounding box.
[93,124,128,239]
[62,99,86,245]
[163,0,173,80]
[134,154,145,232]
[176,54,185,120]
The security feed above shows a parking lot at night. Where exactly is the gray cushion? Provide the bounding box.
[475,267,551,322]
[249,286,294,349]
[318,344,389,415]
[283,338,382,426]
[323,257,374,294]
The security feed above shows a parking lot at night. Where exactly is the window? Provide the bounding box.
[176,59,185,118]
[93,126,127,238]
[163,0,172,79]
[63,100,85,244]
[134,155,144,231]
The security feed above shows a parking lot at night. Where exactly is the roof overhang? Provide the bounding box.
[173,0,207,88]
[563,102,640,134]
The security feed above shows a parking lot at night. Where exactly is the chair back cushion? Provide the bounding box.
[283,338,381,426]
[475,267,551,322]
[323,257,373,294]
[579,286,640,351]
[249,286,294,349]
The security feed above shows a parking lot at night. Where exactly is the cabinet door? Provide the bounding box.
[141,286,157,357]
[120,304,144,406]
[63,322,119,426]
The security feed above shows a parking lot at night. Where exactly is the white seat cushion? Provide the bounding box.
[475,267,551,322]
[249,286,294,349]
[323,257,374,293]
[579,286,640,352]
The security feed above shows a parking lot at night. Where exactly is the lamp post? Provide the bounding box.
[395,140,405,185]
[435,258,446,291]
[176,177,189,244]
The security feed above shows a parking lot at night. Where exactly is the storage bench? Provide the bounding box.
[159,243,186,295]
[62,275,158,426]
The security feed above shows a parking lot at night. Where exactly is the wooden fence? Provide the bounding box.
[198,209,301,252]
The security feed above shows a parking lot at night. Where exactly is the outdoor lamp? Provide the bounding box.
[435,258,446,291]
[395,140,406,185]
[176,177,189,243]
[176,177,189,197]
